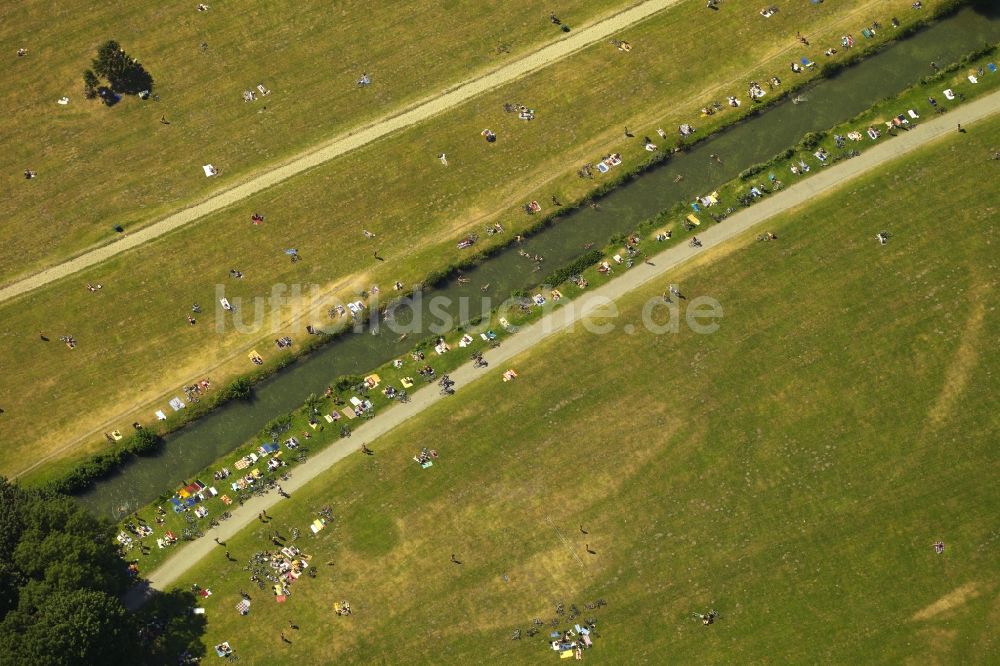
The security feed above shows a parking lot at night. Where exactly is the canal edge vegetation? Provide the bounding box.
[111,45,1000,573]
[38,11,997,496]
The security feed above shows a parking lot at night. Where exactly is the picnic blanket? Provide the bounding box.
[310,518,327,534]
[202,164,217,177]
[169,397,186,411]
[155,410,167,420]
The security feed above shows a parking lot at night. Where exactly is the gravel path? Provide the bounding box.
[1,0,681,305]
[124,90,1000,608]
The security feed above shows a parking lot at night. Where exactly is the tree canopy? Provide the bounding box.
[0,478,202,665]
[90,40,153,95]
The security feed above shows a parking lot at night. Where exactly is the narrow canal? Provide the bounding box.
[78,6,1000,516]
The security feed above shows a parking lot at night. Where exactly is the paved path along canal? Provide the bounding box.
[124,89,1000,607]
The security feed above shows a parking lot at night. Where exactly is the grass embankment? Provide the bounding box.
[164,113,1000,663]
[111,45,1000,574]
[0,0,626,281]
[2,0,939,479]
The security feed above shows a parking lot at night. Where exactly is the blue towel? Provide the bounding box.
[691,203,701,212]
[989,63,997,73]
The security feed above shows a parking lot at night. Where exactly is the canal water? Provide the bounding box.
[78,6,1000,516]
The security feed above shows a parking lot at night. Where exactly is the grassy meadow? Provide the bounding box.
[0,0,931,479]
[114,47,1000,574]
[0,0,628,281]
[165,107,1000,663]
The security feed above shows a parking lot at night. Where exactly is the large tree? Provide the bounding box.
[91,40,153,95]
[1,588,134,666]
[0,478,200,665]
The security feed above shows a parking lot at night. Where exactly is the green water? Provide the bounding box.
[78,6,1000,517]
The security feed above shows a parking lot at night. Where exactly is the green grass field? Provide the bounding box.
[1,0,923,479]
[0,0,627,281]
[112,47,1000,575]
[163,109,1000,663]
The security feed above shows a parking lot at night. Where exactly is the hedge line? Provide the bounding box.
[47,429,162,495]
[545,250,605,286]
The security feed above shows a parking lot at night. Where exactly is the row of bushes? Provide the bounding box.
[48,429,162,494]
[46,377,258,495]
[545,250,605,286]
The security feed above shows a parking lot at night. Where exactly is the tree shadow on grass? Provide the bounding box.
[134,589,207,665]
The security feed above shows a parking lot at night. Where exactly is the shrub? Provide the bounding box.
[545,250,604,286]
[263,414,293,438]
[221,377,253,401]
[335,375,362,392]
[798,131,825,151]
[125,428,162,455]
[739,162,768,181]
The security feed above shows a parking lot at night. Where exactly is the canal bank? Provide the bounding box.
[80,6,1000,516]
